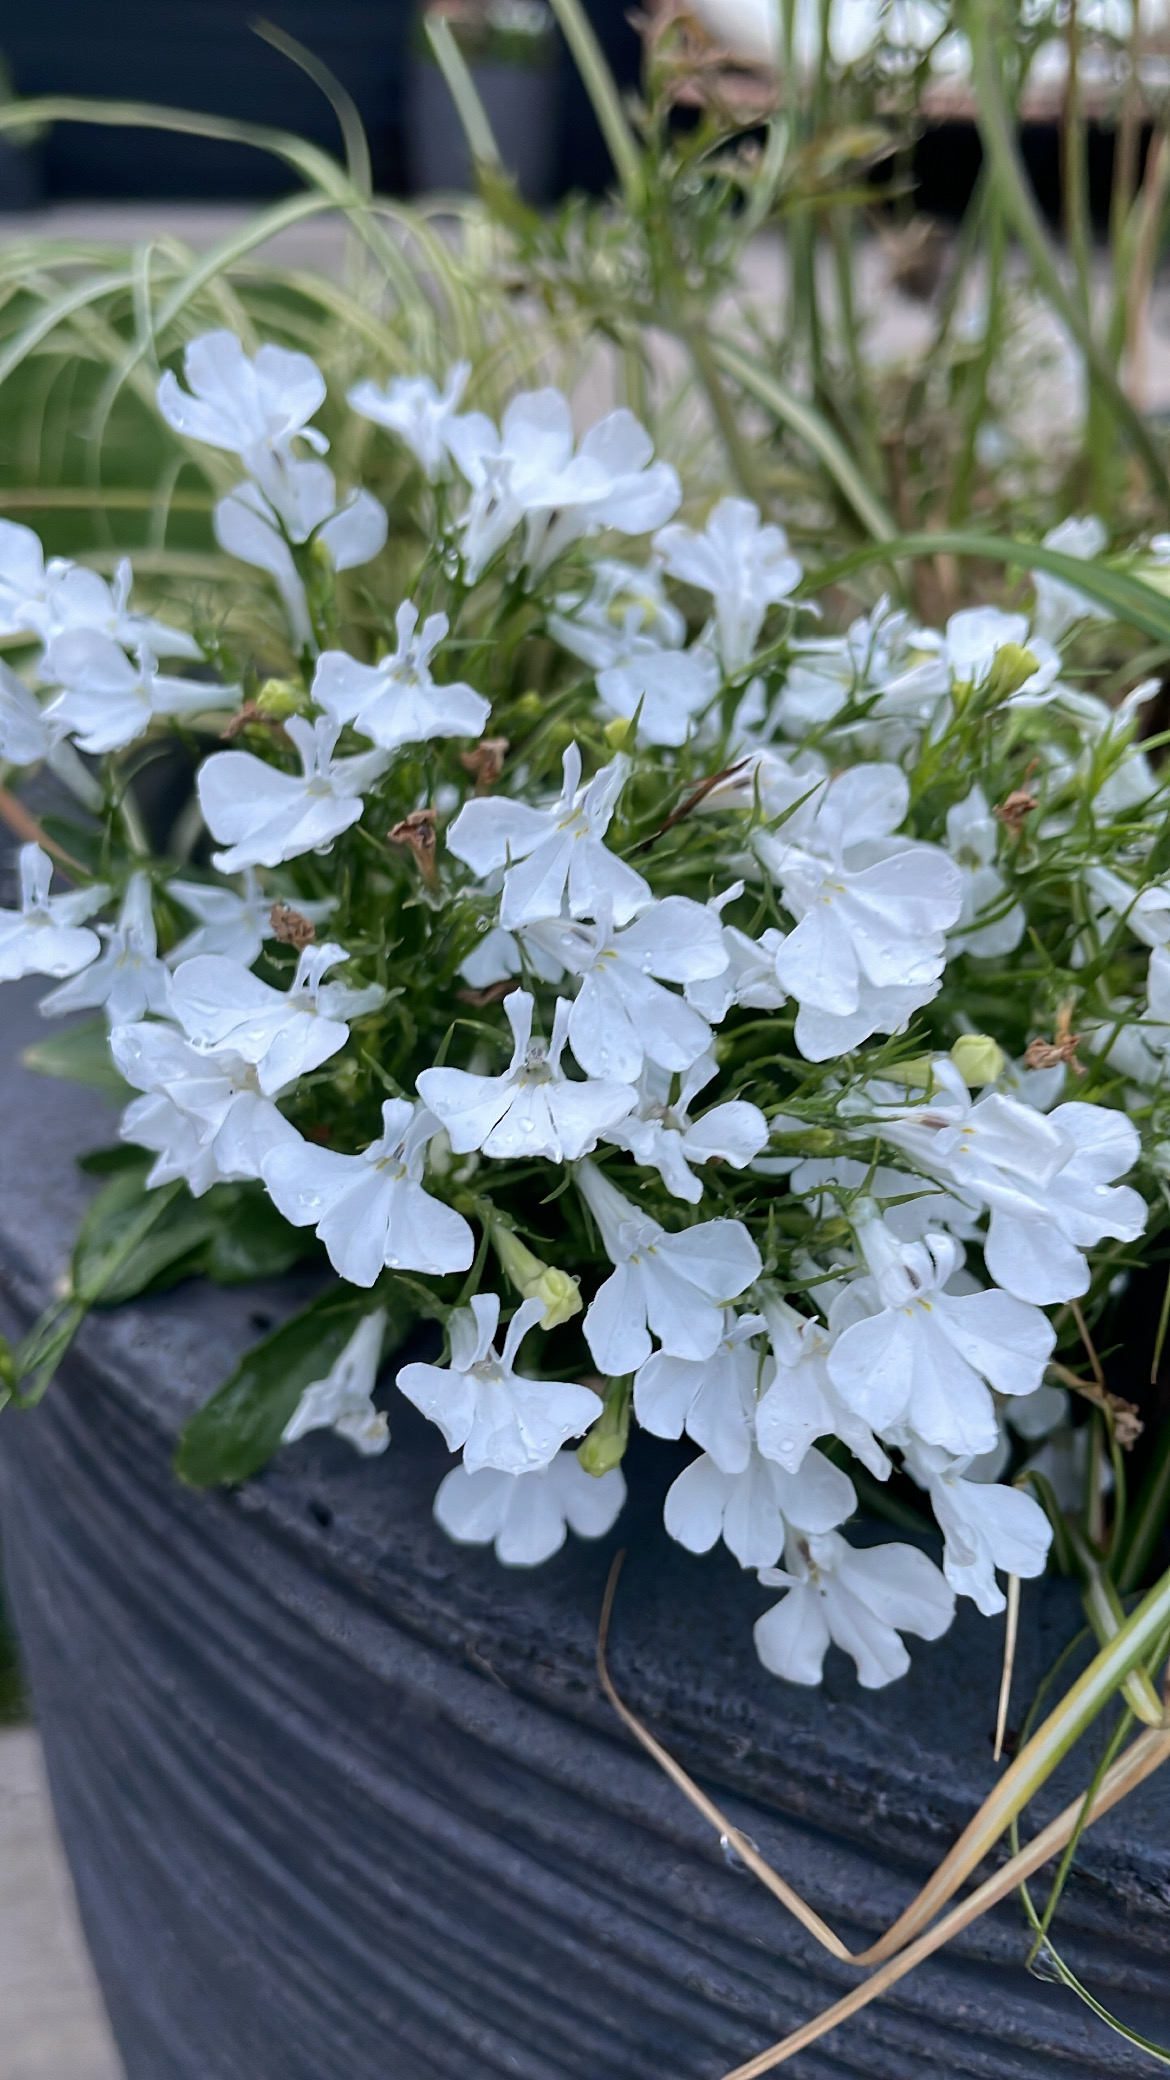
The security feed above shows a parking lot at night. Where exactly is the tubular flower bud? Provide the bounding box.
[493,1222,582,1329]
[950,1033,1006,1087]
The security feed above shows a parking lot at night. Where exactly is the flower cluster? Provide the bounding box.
[1,330,1163,1693]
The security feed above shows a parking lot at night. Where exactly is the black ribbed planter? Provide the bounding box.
[1,974,1168,2080]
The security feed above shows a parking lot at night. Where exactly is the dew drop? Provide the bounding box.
[719,1831,759,1873]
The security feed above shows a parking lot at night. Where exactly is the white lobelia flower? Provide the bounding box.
[0,660,57,766]
[112,1022,299,1193]
[755,1293,891,1481]
[825,1216,1056,1457]
[215,462,387,651]
[157,331,328,514]
[446,389,680,583]
[262,1098,474,1286]
[39,632,237,755]
[577,1159,762,1372]
[433,1448,626,1565]
[1031,516,1110,645]
[754,764,963,1060]
[901,1439,1052,1615]
[664,1442,855,1568]
[606,1055,768,1203]
[654,497,802,672]
[197,716,389,872]
[634,1310,766,1471]
[525,896,727,1082]
[0,660,102,809]
[169,941,382,1096]
[0,518,56,639]
[281,1311,390,1457]
[456,918,566,992]
[0,844,106,983]
[0,522,200,658]
[772,598,916,737]
[398,1293,602,1473]
[595,645,721,748]
[547,556,685,673]
[43,555,203,659]
[348,362,470,480]
[945,785,1025,958]
[446,743,650,931]
[167,871,333,967]
[1085,864,1170,951]
[870,1062,1146,1306]
[754,1530,955,1688]
[417,989,635,1162]
[39,871,171,1025]
[683,885,788,1024]
[312,600,489,753]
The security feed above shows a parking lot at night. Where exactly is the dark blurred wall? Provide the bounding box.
[1,0,642,198]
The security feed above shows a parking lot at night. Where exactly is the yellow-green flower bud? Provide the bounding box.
[603,716,633,751]
[255,677,307,720]
[877,1054,935,1092]
[577,1377,630,1476]
[950,1033,1006,1087]
[512,690,544,721]
[985,643,1040,703]
[492,1225,582,1329]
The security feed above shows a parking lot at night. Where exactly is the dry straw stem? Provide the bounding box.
[597,1554,1170,2065]
[993,1570,1021,1763]
[0,787,86,874]
[717,1724,1170,2080]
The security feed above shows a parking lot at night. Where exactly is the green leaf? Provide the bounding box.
[22,1019,129,1097]
[808,532,1170,647]
[175,1279,417,1488]
[77,1144,148,1177]
[72,1165,194,1305]
[203,1187,319,1285]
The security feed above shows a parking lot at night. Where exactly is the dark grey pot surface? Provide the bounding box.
[0,975,1168,2080]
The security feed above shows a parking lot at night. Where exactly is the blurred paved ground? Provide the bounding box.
[0,1727,125,2080]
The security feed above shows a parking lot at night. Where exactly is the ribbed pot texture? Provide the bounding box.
[1,976,1168,2080]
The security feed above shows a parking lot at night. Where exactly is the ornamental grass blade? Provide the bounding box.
[811,532,1170,646]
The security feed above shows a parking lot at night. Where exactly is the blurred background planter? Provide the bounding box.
[1,972,1169,2080]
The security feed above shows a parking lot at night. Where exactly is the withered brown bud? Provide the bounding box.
[269,902,316,950]
[459,737,510,793]
[995,788,1039,833]
[388,808,439,888]
[1023,1001,1084,1076]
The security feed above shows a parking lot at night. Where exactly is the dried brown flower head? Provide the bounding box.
[388,807,439,888]
[995,788,1039,833]
[1024,1001,1084,1076]
[269,902,316,950]
[459,736,510,793]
